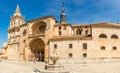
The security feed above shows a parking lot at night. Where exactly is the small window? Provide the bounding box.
[64,26,67,30]
[76,29,82,35]
[23,40,26,43]
[59,26,61,30]
[83,53,87,57]
[59,31,61,35]
[54,44,57,49]
[23,29,26,35]
[111,34,118,39]
[113,47,117,50]
[4,48,7,50]
[69,53,73,58]
[85,30,88,35]
[69,44,73,48]
[101,46,105,50]
[83,43,87,50]
[99,34,107,38]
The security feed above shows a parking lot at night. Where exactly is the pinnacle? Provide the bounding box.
[16,5,20,13]
[13,5,22,17]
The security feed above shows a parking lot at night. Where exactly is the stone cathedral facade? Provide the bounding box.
[2,5,120,63]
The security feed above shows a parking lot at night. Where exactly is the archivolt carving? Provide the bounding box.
[32,21,46,34]
[29,38,45,53]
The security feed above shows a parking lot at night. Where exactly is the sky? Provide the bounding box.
[0,0,120,48]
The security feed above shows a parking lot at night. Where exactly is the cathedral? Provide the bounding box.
[2,4,120,63]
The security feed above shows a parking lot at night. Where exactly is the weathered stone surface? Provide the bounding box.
[1,5,120,63]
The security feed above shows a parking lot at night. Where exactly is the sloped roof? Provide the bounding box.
[27,16,57,23]
[91,22,120,28]
[71,22,120,28]
[72,24,90,27]
[49,35,92,41]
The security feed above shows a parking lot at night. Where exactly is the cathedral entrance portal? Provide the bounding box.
[35,49,44,61]
[29,38,45,62]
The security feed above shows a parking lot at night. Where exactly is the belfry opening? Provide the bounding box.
[29,38,45,62]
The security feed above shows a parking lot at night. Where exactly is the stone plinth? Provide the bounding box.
[45,64,64,71]
[38,50,70,73]
[40,70,70,73]
[38,64,70,73]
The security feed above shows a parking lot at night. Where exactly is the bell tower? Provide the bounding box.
[6,5,25,60]
[8,5,25,44]
[10,5,25,28]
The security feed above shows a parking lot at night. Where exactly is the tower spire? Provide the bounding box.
[10,5,25,28]
[16,5,20,13]
[60,2,66,23]
[13,5,22,17]
[62,2,65,13]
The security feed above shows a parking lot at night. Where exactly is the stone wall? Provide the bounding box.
[49,26,120,63]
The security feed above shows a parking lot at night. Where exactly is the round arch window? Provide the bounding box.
[99,34,107,38]
[111,34,118,39]
[32,21,46,34]
[39,24,46,33]
[101,46,105,50]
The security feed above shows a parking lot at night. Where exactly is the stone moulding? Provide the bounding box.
[28,34,45,38]
[8,27,20,33]
[49,36,92,41]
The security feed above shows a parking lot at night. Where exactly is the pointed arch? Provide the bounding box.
[32,21,46,34]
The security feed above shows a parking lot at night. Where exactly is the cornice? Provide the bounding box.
[8,27,20,33]
[49,35,92,41]
[8,42,19,45]
[28,34,45,38]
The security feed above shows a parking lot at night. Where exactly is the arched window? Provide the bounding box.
[99,34,107,38]
[39,25,46,31]
[113,47,117,50]
[111,34,118,39]
[101,46,105,50]
[32,21,46,34]
[58,26,61,30]
[85,30,88,35]
[76,29,82,35]
[39,24,46,33]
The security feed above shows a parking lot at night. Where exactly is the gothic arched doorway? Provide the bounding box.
[29,38,45,62]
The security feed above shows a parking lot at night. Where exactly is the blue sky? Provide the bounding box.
[0,0,120,48]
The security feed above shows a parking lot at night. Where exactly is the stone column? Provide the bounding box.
[45,43,49,63]
[0,53,2,61]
